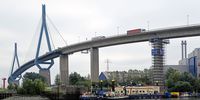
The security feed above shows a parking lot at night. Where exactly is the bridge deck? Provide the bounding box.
[8,24,200,84]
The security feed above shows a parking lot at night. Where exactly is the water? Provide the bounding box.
[145,98,199,100]
[3,96,49,100]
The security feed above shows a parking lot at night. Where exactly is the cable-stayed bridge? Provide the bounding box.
[8,4,200,87]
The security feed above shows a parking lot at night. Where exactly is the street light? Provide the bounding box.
[100,80,103,91]
[112,79,115,92]
[155,81,159,86]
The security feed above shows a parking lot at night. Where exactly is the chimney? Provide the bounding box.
[181,40,187,60]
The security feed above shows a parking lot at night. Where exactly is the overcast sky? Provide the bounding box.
[1,0,200,86]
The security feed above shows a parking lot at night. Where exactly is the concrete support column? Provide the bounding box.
[90,47,99,82]
[60,54,69,85]
[39,69,51,86]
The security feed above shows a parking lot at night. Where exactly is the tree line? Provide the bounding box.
[7,72,47,95]
[7,68,200,95]
[165,68,200,92]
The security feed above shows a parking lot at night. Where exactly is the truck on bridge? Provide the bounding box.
[127,28,146,35]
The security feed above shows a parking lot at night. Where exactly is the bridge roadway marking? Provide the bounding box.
[8,24,200,83]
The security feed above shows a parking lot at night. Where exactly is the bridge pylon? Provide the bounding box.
[35,4,54,70]
[9,43,21,85]
[34,4,54,85]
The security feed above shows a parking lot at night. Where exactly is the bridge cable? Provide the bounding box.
[23,17,42,63]
[47,15,68,46]
[46,22,56,50]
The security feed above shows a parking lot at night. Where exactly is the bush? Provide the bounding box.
[17,78,46,95]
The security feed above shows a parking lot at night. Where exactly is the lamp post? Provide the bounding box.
[112,80,115,92]
[156,81,159,86]
[100,80,103,91]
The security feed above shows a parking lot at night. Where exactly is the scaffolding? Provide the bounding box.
[150,38,169,86]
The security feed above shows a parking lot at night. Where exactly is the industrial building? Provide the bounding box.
[164,41,200,78]
[187,48,200,77]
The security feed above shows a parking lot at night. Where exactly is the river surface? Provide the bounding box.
[144,98,200,100]
[3,96,49,100]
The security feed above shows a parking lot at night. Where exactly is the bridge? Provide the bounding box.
[8,4,200,87]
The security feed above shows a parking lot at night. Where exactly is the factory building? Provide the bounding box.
[164,41,200,78]
[187,48,200,77]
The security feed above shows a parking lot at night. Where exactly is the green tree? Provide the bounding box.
[69,72,91,89]
[180,72,195,84]
[34,79,46,94]
[174,81,192,92]
[170,71,181,83]
[165,68,195,92]
[165,68,177,79]
[76,80,91,89]
[124,69,152,86]
[7,84,15,90]
[194,79,200,92]
[165,78,175,92]
[69,72,84,85]
[22,78,35,94]
[23,72,46,82]
[7,83,18,91]
[17,72,47,95]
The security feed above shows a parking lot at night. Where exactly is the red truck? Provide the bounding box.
[127,29,145,35]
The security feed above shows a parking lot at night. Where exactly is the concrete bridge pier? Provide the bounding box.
[90,47,99,83]
[39,69,51,86]
[60,54,69,85]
